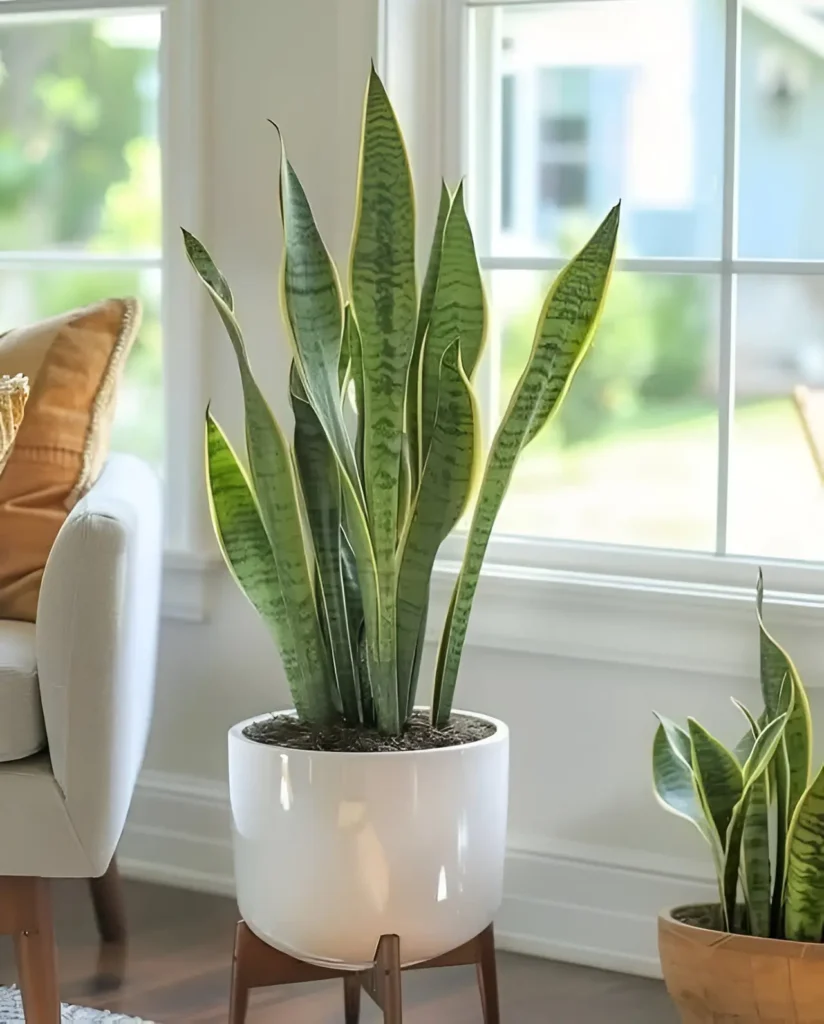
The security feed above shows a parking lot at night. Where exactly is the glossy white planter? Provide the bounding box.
[228,710,509,969]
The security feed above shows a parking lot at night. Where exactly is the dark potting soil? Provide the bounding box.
[243,710,497,753]
[672,904,747,933]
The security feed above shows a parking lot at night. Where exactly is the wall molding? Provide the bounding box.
[120,769,716,979]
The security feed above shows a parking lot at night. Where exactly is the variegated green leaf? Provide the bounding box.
[187,230,338,728]
[757,571,812,815]
[409,181,451,486]
[785,764,824,941]
[291,367,360,723]
[432,204,620,725]
[396,343,480,716]
[688,718,743,850]
[756,572,810,933]
[344,305,365,479]
[741,774,771,937]
[205,411,336,723]
[278,133,364,506]
[349,66,418,733]
[652,722,710,840]
[416,183,486,479]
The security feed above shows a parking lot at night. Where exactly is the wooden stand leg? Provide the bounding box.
[343,973,362,1023]
[476,924,501,1024]
[229,917,500,1023]
[228,922,252,1024]
[12,879,60,1024]
[88,855,127,944]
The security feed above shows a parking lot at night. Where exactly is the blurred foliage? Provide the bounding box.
[0,16,162,460]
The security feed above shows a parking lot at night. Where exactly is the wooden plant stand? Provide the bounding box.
[228,920,500,1023]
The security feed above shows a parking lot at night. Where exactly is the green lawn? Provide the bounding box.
[497,398,824,562]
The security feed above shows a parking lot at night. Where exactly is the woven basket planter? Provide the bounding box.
[659,907,824,1023]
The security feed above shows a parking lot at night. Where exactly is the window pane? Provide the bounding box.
[0,268,163,464]
[468,1,725,258]
[728,274,824,560]
[489,271,719,550]
[738,1,824,258]
[0,14,161,253]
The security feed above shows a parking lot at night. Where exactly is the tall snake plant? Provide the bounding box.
[185,68,619,736]
[653,573,824,941]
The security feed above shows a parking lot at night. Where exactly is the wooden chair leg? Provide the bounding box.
[88,854,127,944]
[344,973,362,1023]
[13,878,60,1024]
[476,924,501,1024]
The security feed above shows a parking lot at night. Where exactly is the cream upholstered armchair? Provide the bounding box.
[0,454,161,1022]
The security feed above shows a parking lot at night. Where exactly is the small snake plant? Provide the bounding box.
[653,572,824,941]
[184,68,619,736]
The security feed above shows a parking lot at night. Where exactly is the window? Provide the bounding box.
[0,3,162,463]
[0,0,206,562]
[438,0,824,579]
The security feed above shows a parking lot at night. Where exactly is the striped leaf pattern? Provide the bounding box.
[741,775,771,937]
[785,765,824,941]
[205,411,335,723]
[187,230,338,728]
[396,343,480,716]
[757,572,812,816]
[688,718,743,849]
[416,183,486,478]
[291,367,360,723]
[350,66,417,734]
[431,205,620,725]
[408,182,451,487]
[279,139,363,506]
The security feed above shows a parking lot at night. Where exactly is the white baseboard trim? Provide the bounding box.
[120,770,716,980]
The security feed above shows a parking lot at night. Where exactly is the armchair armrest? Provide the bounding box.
[35,455,162,875]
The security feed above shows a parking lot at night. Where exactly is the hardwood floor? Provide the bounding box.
[0,880,677,1023]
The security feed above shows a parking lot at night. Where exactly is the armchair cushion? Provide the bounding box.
[0,620,45,762]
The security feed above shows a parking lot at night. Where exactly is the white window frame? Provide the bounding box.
[384,0,824,607]
[0,0,210,618]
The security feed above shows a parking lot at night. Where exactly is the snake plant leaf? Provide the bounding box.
[652,722,710,841]
[732,698,759,766]
[291,367,360,723]
[409,182,452,486]
[785,764,824,941]
[277,135,364,509]
[757,571,812,816]
[431,203,620,725]
[340,530,373,726]
[722,713,790,928]
[205,411,335,724]
[396,343,480,716]
[349,66,417,734]
[343,305,365,478]
[688,718,744,849]
[416,183,486,479]
[187,230,339,730]
[741,774,771,937]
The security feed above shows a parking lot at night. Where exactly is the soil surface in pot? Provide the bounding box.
[243,710,497,752]
[672,904,747,932]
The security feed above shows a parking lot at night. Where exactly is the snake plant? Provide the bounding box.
[653,573,824,941]
[185,67,619,735]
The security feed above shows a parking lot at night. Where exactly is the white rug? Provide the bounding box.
[0,988,156,1023]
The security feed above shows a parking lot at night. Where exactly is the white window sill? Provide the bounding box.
[165,552,824,686]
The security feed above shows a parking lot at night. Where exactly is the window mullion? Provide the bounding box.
[716,0,741,557]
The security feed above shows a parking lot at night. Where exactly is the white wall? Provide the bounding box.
[120,0,824,979]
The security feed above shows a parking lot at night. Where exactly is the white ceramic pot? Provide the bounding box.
[228,710,509,969]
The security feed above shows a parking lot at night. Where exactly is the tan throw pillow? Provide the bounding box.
[0,299,141,622]
[0,374,29,474]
